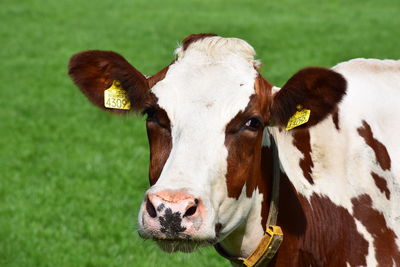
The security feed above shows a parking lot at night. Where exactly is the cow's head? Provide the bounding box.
[68,34,345,254]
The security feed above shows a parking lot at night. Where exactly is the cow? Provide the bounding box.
[68,33,400,266]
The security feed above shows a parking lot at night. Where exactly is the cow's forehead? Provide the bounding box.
[151,37,259,129]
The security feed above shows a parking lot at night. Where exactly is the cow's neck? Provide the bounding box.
[216,122,357,265]
[265,123,380,266]
[216,130,277,263]
[216,126,327,265]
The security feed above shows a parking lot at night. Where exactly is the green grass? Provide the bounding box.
[0,0,399,266]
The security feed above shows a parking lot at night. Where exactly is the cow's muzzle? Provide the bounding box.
[139,190,207,242]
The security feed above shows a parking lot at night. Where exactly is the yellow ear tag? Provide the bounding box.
[285,105,311,131]
[104,80,131,110]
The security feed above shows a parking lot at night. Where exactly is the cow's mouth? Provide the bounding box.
[155,238,217,253]
[138,225,220,253]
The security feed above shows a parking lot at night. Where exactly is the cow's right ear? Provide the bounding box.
[269,67,346,129]
[68,50,149,113]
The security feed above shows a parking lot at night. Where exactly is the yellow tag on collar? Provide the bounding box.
[285,105,310,131]
[243,225,283,267]
[104,80,131,110]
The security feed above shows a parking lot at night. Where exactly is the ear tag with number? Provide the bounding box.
[104,80,131,110]
[285,105,311,131]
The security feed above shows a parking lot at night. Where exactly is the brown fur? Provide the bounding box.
[222,140,371,267]
[224,94,266,199]
[273,181,369,267]
[148,63,173,88]
[352,194,400,266]
[181,33,218,51]
[292,129,314,184]
[259,146,275,230]
[68,50,149,113]
[270,67,347,128]
[69,36,391,267]
[357,120,391,171]
[147,105,172,185]
[371,172,391,200]
[332,108,340,130]
[224,75,272,199]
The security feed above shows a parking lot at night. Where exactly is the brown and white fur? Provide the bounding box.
[68,34,400,266]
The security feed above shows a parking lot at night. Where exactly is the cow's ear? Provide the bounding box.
[68,50,149,113]
[270,67,346,129]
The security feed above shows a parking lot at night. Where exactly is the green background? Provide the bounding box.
[1,0,399,266]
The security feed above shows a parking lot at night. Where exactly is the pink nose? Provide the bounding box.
[143,190,203,238]
[146,191,200,218]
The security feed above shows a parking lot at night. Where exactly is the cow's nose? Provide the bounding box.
[145,191,200,219]
[141,190,205,238]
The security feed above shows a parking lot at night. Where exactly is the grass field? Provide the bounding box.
[1,0,399,266]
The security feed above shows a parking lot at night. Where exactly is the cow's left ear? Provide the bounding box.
[68,50,149,113]
[270,67,346,129]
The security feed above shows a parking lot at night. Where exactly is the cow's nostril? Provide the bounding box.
[146,198,157,218]
[183,205,197,217]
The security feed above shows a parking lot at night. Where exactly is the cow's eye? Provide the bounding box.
[243,117,263,131]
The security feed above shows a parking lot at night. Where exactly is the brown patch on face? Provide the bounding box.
[143,62,178,184]
[352,194,400,266]
[148,62,174,88]
[371,172,390,200]
[254,74,273,118]
[292,129,314,184]
[224,75,272,199]
[68,50,149,113]
[357,120,391,171]
[224,98,264,198]
[275,191,369,266]
[145,102,172,185]
[270,67,346,128]
[332,108,340,130]
[181,33,218,51]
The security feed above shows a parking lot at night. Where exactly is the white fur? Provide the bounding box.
[270,58,400,259]
[144,37,261,242]
[218,186,265,257]
[139,36,400,263]
[217,129,270,256]
[355,219,378,266]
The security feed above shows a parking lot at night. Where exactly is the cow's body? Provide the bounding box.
[68,34,400,266]
[266,59,400,266]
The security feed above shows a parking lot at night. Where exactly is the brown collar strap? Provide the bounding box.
[214,133,283,267]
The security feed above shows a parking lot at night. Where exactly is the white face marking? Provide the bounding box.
[146,37,261,240]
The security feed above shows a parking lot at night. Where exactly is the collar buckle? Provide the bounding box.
[242,225,283,267]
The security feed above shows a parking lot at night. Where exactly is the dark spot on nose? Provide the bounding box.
[157,203,165,212]
[146,198,157,218]
[159,208,186,238]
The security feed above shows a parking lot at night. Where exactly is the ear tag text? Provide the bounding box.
[104,80,131,110]
[285,105,311,131]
